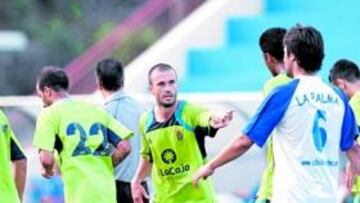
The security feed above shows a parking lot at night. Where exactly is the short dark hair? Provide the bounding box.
[148,63,176,84]
[329,59,360,83]
[283,25,324,73]
[259,27,287,61]
[96,58,124,91]
[37,66,69,92]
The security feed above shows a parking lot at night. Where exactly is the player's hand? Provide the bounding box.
[192,164,214,188]
[210,110,234,129]
[345,163,356,191]
[41,167,54,179]
[111,149,126,166]
[131,181,149,203]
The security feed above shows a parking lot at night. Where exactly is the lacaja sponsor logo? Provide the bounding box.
[159,164,190,176]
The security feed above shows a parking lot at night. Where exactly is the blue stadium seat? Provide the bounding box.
[180,0,360,92]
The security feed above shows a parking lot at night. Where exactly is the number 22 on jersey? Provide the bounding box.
[66,122,110,157]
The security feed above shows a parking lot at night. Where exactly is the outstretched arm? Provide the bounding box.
[209,110,234,129]
[193,134,253,186]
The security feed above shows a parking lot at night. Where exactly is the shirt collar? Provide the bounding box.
[294,75,321,81]
[104,89,126,104]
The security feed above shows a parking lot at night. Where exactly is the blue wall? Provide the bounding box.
[180,0,360,92]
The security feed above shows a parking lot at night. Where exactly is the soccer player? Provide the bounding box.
[0,110,27,203]
[33,66,133,203]
[131,63,233,203]
[193,25,360,203]
[329,59,360,202]
[260,27,290,96]
[96,58,149,203]
[257,27,291,203]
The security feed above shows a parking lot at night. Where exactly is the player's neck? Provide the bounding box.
[273,63,286,76]
[277,63,286,74]
[53,91,69,102]
[101,89,117,99]
[354,81,360,93]
[293,65,316,77]
[155,102,177,122]
[349,81,360,98]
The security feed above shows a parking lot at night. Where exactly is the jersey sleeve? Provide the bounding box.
[243,79,299,147]
[105,111,134,147]
[0,110,26,160]
[184,102,217,137]
[10,129,26,161]
[139,113,152,162]
[33,108,58,152]
[335,89,359,151]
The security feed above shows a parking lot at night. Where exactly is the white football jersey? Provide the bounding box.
[244,76,358,203]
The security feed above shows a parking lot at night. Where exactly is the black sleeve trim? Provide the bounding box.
[208,126,218,137]
[149,150,153,163]
[108,128,122,147]
[10,138,26,161]
[194,126,218,138]
[54,134,63,154]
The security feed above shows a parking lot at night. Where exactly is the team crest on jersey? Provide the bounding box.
[175,129,183,141]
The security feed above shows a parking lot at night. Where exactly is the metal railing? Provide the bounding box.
[65,0,204,94]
